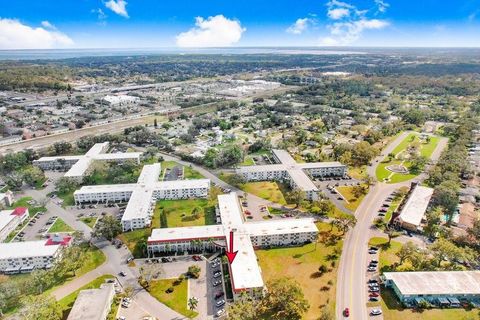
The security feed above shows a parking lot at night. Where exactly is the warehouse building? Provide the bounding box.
[67,283,115,320]
[237,149,346,200]
[0,207,29,242]
[383,271,480,307]
[0,235,71,274]
[33,142,142,181]
[74,163,210,231]
[393,183,434,231]
[147,192,318,299]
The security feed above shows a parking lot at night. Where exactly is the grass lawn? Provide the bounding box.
[80,217,98,228]
[157,198,216,228]
[58,274,114,317]
[9,196,46,216]
[256,222,343,319]
[241,181,288,205]
[57,190,75,207]
[48,218,74,233]
[149,278,198,318]
[240,156,255,166]
[376,133,439,183]
[368,237,402,271]
[348,166,367,180]
[336,185,367,211]
[118,228,149,258]
[183,166,204,179]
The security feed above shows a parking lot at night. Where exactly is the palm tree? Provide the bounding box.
[188,297,198,311]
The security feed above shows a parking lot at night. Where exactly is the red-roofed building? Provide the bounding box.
[0,207,29,242]
[45,234,72,247]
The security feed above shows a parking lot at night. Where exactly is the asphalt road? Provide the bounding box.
[335,133,448,320]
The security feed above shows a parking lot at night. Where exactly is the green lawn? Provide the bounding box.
[118,228,149,258]
[149,278,198,318]
[240,156,256,166]
[57,190,75,207]
[58,275,114,316]
[9,196,46,216]
[80,217,98,228]
[368,237,402,271]
[157,198,217,228]
[183,166,204,179]
[256,222,343,319]
[48,218,74,233]
[336,185,367,211]
[241,181,288,205]
[348,166,367,180]
[376,133,440,183]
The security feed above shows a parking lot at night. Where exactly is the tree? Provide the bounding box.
[423,207,443,238]
[336,216,357,235]
[52,141,72,155]
[467,218,480,248]
[92,215,122,241]
[154,118,158,128]
[227,295,260,320]
[188,297,198,311]
[286,188,306,208]
[397,241,418,265]
[62,246,86,276]
[187,265,201,279]
[311,200,334,217]
[20,294,62,320]
[22,166,45,187]
[191,207,202,220]
[319,308,334,320]
[227,174,246,187]
[55,177,79,195]
[432,180,459,217]
[429,238,463,268]
[261,277,309,320]
[351,185,367,199]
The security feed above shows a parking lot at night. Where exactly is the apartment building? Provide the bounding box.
[0,207,29,242]
[67,283,115,320]
[237,149,347,200]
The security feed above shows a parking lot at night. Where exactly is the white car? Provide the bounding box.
[215,309,225,317]
[370,308,382,316]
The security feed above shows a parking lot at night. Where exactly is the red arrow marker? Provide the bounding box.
[225,230,238,264]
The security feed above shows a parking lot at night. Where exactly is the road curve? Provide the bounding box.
[336,133,448,320]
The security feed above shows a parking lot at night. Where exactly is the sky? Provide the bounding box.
[0,0,479,49]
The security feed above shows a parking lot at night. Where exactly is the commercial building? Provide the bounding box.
[383,271,480,306]
[103,94,139,106]
[67,283,115,320]
[237,149,346,200]
[147,192,318,299]
[0,207,29,242]
[393,183,434,231]
[0,235,72,274]
[74,163,210,231]
[33,142,142,181]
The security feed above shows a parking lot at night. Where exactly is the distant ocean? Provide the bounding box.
[0,47,366,61]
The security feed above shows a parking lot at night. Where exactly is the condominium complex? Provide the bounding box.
[237,149,347,200]
[393,183,434,231]
[147,192,318,299]
[33,142,142,181]
[74,163,211,231]
[0,235,72,274]
[67,283,115,320]
[0,207,29,242]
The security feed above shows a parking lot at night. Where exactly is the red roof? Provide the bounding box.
[11,207,28,216]
[45,235,72,246]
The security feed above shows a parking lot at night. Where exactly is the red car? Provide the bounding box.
[192,255,201,261]
[343,308,350,317]
[369,292,379,297]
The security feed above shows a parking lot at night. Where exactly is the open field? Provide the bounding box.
[48,218,74,233]
[336,185,367,211]
[149,278,198,318]
[80,217,98,228]
[241,181,288,205]
[376,133,440,183]
[256,222,343,319]
[157,198,216,228]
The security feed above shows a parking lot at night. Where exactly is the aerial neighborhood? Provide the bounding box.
[0,2,479,319]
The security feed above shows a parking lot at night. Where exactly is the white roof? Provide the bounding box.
[152,179,211,191]
[398,185,434,227]
[237,164,287,173]
[121,187,154,222]
[137,163,161,185]
[384,271,480,295]
[103,95,139,104]
[297,162,345,169]
[217,193,244,228]
[246,218,318,237]
[287,168,318,191]
[0,210,15,232]
[149,225,225,242]
[67,283,115,320]
[0,240,61,259]
[272,149,297,165]
[65,158,93,178]
[74,183,137,195]
[33,155,83,162]
[85,142,109,156]
[94,152,142,161]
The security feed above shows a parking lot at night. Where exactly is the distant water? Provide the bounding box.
[0,47,367,61]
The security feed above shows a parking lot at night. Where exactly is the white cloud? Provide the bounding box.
[328,8,350,20]
[286,18,311,34]
[0,18,73,49]
[374,0,390,13]
[176,15,245,47]
[105,0,129,18]
[321,0,389,45]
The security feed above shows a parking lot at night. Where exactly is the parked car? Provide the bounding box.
[213,271,222,278]
[367,266,376,272]
[215,309,225,318]
[370,309,382,316]
[192,255,202,261]
[343,307,350,317]
[216,299,226,307]
[369,297,379,302]
[119,271,127,277]
[213,279,222,286]
[215,291,224,299]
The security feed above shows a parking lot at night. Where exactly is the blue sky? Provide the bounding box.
[0,0,479,49]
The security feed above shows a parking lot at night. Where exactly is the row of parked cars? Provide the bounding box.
[210,258,226,318]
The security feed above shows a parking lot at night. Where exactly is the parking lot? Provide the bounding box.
[123,255,228,319]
